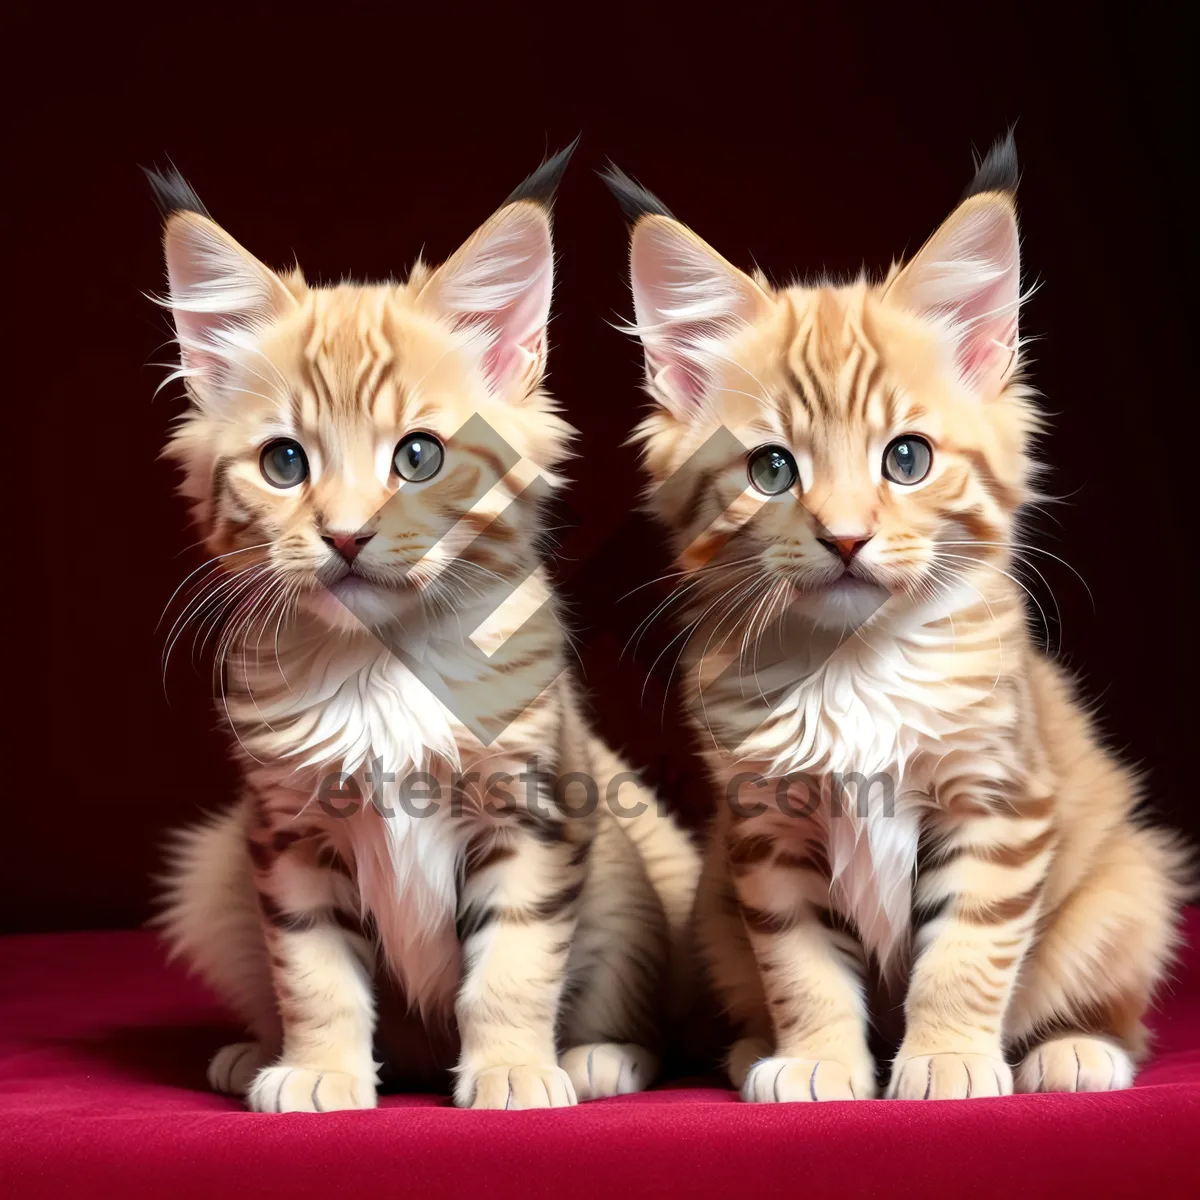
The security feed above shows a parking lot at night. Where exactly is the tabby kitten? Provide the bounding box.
[153,149,699,1112]
[606,135,1188,1100]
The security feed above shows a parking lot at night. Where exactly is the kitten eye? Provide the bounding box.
[393,433,445,482]
[882,435,932,485]
[259,439,309,488]
[747,444,799,496]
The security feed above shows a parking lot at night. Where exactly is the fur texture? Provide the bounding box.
[152,152,699,1112]
[612,135,1190,1101]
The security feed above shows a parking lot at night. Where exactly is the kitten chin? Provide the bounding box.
[301,577,417,632]
[795,577,891,629]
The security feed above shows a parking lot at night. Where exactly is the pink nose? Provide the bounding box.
[322,532,374,563]
[818,535,872,565]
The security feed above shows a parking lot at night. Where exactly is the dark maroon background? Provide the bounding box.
[7,5,1195,933]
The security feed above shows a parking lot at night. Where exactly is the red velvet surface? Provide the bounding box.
[2,916,1198,1199]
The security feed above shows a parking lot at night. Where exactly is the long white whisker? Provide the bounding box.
[162,563,269,685]
[936,552,1048,647]
[937,539,1093,611]
[158,542,272,628]
[624,557,761,661]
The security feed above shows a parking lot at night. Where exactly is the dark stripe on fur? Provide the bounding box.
[739,903,795,935]
[515,809,567,845]
[530,879,585,921]
[457,902,497,943]
[247,838,273,870]
[258,891,316,932]
[728,833,774,866]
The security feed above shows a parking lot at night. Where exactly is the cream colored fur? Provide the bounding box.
[620,142,1190,1101]
[151,161,699,1112]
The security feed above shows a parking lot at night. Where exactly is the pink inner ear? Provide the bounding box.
[893,198,1021,395]
[650,360,705,410]
[427,205,554,392]
[954,207,1020,386]
[952,261,1019,391]
[629,219,766,417]
[162,215,291,390]
[958,312,1018,384]
[644,326,716,413]
[485,324,546,388]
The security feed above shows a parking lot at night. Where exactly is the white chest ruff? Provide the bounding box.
[343,792,467,1019]
[245,641,477,1016]
[742,637,980,967]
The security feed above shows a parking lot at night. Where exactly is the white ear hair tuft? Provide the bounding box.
[419,203,555,396]
[884,192,1022,397]
[626,215,770,419]
[158,211,295,404]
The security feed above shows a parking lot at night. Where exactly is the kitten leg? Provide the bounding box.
[244,817,379,1113]
[1008,823,1186,1093]
[557,813,667,1099]
[729,828,875,1102]
[888,802,1054,1100]
[588,735,703,1022]
[453,819,588,1109]
[693,833,773,1088]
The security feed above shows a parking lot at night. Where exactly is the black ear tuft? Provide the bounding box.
[960,130,1019,202]
[142,164,211,219]
[504,137,580,208]
[599,164,676,223]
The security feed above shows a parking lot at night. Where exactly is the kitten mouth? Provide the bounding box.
[326,572,382,599]
[811,570,893,603]
[302,570,409,631]
[786,568,878,595]
[818,569,880,593]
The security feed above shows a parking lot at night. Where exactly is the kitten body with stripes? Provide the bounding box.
[608,137,1188,1100]
[153,151,699,1112]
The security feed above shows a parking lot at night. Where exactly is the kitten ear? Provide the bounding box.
[604,168,770,419]
[884,133,1021,398]
[419,141,576,397]
[147,167,297,399]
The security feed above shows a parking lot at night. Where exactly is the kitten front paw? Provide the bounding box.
[247,1064,377,1112]
[742,1054,876,1102]
[457,1063,578,1109]
[559,1043,657,1100]
[207,1041,267,1095]
[887,1051,1012,1100]
[1015,1036,1134,1093]
[725,1037,773,1090]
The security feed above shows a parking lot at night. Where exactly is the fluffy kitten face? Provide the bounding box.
[614,137,1040,629]
[155,157,573,634]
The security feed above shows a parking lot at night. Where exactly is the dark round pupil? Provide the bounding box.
[750,446,796,494]
[407,442,424,467]
[895,443,913,468]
